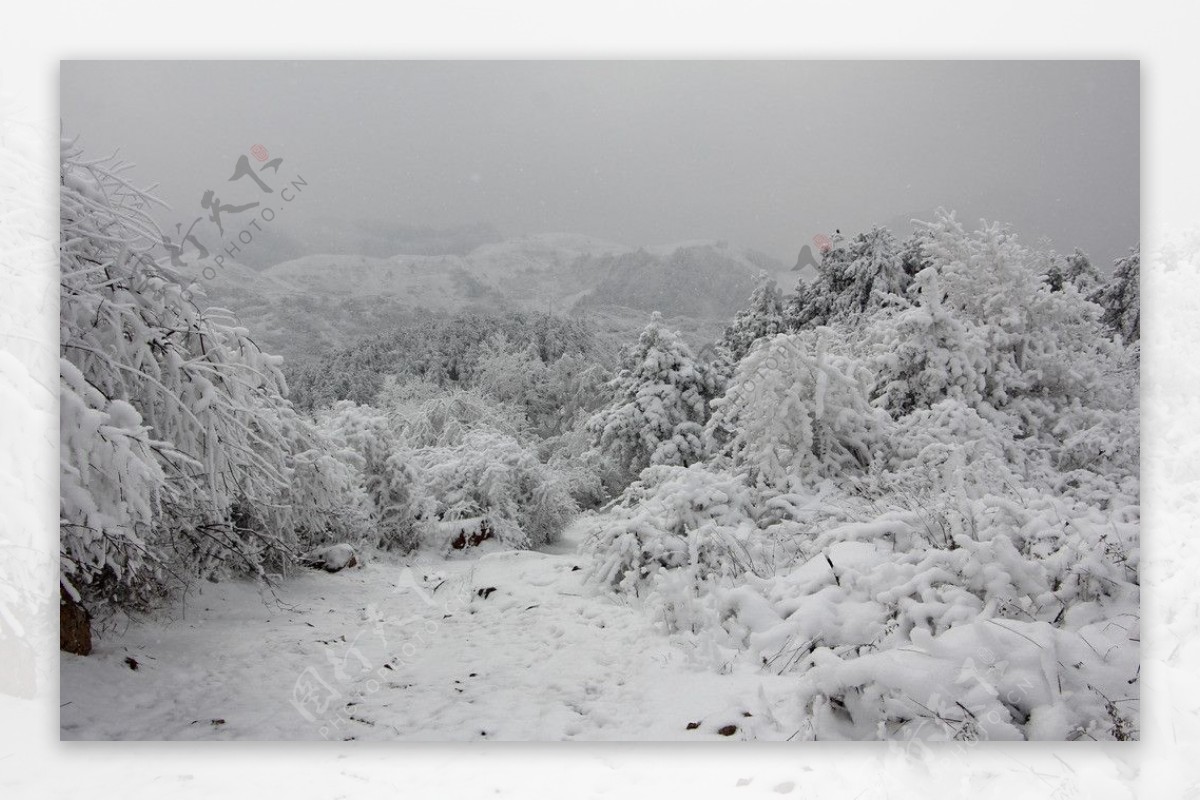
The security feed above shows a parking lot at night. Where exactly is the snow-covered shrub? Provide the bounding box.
[582,463,761,595]
[706,331,883,490]
[469,335,549,412]
[876,399,1027,498]
[537,351,613,438]
[1047,404,1140,508]
[656,482,1140,740]
[417,430,578,549]
[790,614,1138,741]
[253,412,373,552]
[381,380,529,448]
[316,400,430,551]
[542,423,618,509]
[911,211,1122,438]
[469,336,612,439]
[586,314,722,484]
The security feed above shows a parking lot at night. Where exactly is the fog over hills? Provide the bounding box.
[195,233,794,361]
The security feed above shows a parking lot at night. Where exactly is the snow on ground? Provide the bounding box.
[60,526,797,741]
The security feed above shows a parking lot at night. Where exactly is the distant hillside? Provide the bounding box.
[573,242,787,319]
[187,233,797,362]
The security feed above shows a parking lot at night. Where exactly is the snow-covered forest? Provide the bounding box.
[59,136,1139,742]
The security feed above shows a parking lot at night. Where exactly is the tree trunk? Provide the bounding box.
[60,585,92,656]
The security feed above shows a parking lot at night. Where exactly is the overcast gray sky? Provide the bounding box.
[61,60,1139,268]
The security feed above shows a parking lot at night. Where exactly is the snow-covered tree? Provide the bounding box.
[1090,246,1140,344]
[60,360,168,603]
[784,227,910,329]
[869,266,990,416]
[911,211,1121,437]
[719,274,787,362]
[1044,247,1101,294]
[706,331,882,490]
[468,335,611,440]
[586,314,722,484]
[61,138,359,603]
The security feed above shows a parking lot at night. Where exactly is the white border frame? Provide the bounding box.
[3,2,1196,797]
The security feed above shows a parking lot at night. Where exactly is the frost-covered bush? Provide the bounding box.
[876,399,1026,498]
[706,331,883,490]
[910,211,1123,438]
[790,615,1138,741]
[543,423,619,509]
[380,379,529,448]
[1048,404,1140,508]
[470,337,611,439]
[582,463,762,595]
[417,430,577,549]
[316,400,429,551]
[618,482,1140,740]
[276,431,372,547]
[763,485,1140,741]
[221,408,374,574]
[1042,247,1101,295]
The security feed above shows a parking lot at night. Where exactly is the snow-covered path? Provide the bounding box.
[60,530,797,741]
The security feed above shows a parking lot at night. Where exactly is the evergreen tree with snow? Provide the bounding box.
[1042,247,1101,295]
[586,313,721,485]
[719,274,787,363]
[784,227,910,329]
[1090,246,1140,344]
[870,266,990,416]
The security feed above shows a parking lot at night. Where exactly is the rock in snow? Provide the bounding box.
[299,543,359,573]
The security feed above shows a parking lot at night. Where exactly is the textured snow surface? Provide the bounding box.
[60,527,798,741]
